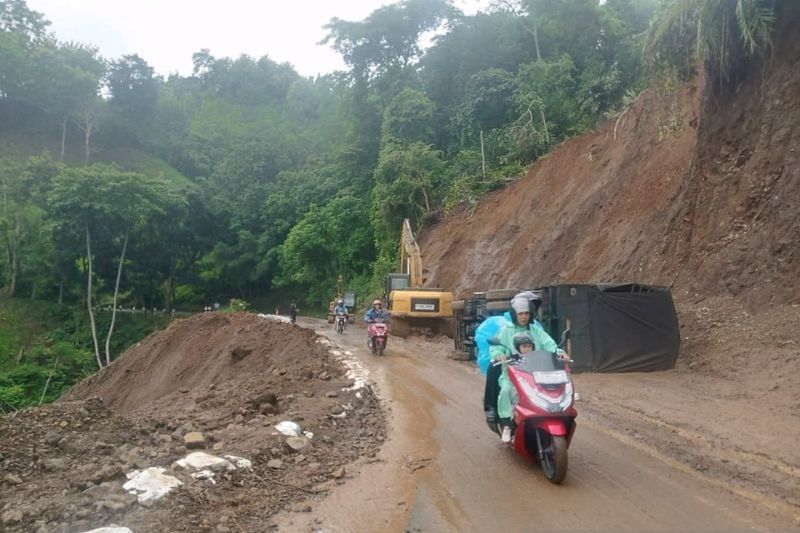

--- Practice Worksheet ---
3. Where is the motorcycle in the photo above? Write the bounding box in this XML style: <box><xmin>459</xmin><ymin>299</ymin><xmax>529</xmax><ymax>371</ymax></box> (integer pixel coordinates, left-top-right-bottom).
<box><xmin>367</xmin><ymin>318</ymin><xmax>388</xmax><ymax>356</ymax></box>
<box><xmin>487</xmin><ymin>331</ymin><xmax>577</xmax><ymax>484</ymax></box>
<box><xmin>334</xmin><ymin>313</ymin><xmax>347</xmax><ymax>334</ymax></box>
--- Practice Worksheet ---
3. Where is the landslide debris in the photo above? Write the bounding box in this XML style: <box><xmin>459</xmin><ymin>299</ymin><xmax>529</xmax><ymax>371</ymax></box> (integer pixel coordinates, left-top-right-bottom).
<box><xmin>0</xmin><ymin>312</ymin><xmax>385</xmax><ymax>533</ymax></box>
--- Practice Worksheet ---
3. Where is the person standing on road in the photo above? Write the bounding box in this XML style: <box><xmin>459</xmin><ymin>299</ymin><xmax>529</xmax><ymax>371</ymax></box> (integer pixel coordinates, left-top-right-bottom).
<box><xmin>489</xmin><ymin>293</ymin><xmax>566</xmax><ymax>442</ymax></box>
<box><xmin>289</xmin><ymin>302</ymin><xmax>298</xmax><ymax>324</ymax></box>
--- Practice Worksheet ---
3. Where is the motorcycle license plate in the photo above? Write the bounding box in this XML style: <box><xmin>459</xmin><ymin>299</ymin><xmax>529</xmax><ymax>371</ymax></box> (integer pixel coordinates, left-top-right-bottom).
<box><xmin>533</xmin><ymin>370</ymin><xmax>569</xmax><ymax>384</ymax></box>
<box><xmin>414</xmin><ymin>303</ymin><xmax>435</xmax><ymax>311</ymax></box>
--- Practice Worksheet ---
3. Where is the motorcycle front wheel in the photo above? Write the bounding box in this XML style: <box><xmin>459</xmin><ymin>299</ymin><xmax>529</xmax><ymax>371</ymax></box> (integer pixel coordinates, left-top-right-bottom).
<box><xmin>539</xmin><ymin>432</ymin><xmax>568</xmax><ymax>484</ymax></box>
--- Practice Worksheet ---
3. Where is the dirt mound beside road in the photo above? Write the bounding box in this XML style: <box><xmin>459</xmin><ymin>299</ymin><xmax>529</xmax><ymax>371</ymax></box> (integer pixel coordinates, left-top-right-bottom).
<box><xmin>1</xmin><ymin>313</ymin><xmax>385</xmax><ymax>532</ymax></box>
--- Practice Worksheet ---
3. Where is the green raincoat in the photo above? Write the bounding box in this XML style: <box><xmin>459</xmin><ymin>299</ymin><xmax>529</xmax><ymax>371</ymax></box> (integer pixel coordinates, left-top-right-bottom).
<box><xmin>489</xmin><ymin>321</ymin><xmax>559</xmax><ymax>420</ymax></box>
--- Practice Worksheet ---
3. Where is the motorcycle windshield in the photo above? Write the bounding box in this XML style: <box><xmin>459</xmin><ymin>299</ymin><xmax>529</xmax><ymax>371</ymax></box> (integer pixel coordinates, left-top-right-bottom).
<box><xmin>514</xmin><ymin>350</ymin><xmax>566</xmax><ymax>375</ymax></box>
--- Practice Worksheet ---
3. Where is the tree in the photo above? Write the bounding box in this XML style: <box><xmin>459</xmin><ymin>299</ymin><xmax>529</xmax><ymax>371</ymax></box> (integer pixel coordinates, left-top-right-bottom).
<box><xmin>48</xmin><ymin>164</ymin><xmax>176</xmax><ymax>366</ymax></box>
<box><xmin>645</xmin><ymin>0</ymin><xmax>776</xmax><ymax>88</ymax></box>
<box><xmin>322</xmin><ymin>0</ymin><xmax>457</xmax><ymax>80</ymax></box>
<box><xmin>279</xmin><ymin>195</ymin><xmax>375</xmax><ymax>304</ymax></box>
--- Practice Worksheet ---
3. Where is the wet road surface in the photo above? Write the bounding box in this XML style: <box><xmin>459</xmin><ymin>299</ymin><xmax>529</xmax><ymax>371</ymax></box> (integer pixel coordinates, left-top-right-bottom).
<box><xmin>275</xmin><ymin>319</ymin><xmax>797</xmax><ymax>532</ymax></box>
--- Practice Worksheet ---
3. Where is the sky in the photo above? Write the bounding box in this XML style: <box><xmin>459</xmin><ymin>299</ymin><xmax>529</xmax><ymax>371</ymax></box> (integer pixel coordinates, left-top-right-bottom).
<box><xmin>26</xmin><ymin>0</ymin><xmax>493</xmax><ymax>78</ymax></box>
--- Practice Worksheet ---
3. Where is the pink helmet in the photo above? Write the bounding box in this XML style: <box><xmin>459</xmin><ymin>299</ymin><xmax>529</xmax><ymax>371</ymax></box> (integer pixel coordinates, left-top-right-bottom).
<box><xmin>373</xmin><ymin>299</ymin><xmax>382</xmax><ymax>307</ymax></box>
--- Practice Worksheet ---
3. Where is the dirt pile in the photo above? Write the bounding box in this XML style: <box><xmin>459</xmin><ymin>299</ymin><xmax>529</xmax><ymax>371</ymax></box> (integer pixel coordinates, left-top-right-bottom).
<box><xmin>0</xmin><ymin>313</ymin><xmax>385</xmax><ymax>532</ymax></box>
<box><xmin>418</xmin><ymin>8</ymin><xmax>800</xmax><ymax>378</ymax></box>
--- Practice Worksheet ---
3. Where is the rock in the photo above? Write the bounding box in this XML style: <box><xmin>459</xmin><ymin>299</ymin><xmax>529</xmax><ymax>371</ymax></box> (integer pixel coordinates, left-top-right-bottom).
<box><xmin>230</xmin><ymin>346</ymin><xmax>253</xmax><ymax>360</ymax></box>
<box><xmin>213</xmin><ymin>442</ymin><xmax>225</xmax><ymax>451</ymax></box>
<box><xmin>1</xmin><ymin>509</ymin><xmax>23</xmax><ymax>525</ymax></box>
<box><xmin>259</xmin><ymin>403</ymin><xmax>277</xmax><ymax>415</ymax></box>
<box><xmin>92</xmin><ymin>464</ymin><xmax>122</xmax><ymax>484</ymax></box>
<box><xmin>285</xmin><ymin>436</ymin><xmax>312</xmax><ymax>453</ymax></box>
<box><xmin>319</xmin><ymin>371</ymin><xmax>330</xmax><ymax>380</ymax></box>
<box><xmin>293</xmin><ymin>454</ymin><xmax>306</xmax><ymax>464</ymax></box>
<box><xmin>179</xmin><ymin>387</ymin><xmax>190</xmax><ymax>393</ymax></box>
<box><xmin>3</xmin><ymin>473</ymin><xmax>23</xmax><ymax>485</ymax></box>
<box><xmin>184</xmin><ymin>432</ymin><xmax>206</xmax><ymax>449</ymax></box>
<box><xmin>42</xmin><ymin>457</ymin><xmax>68</xmax><ymax>471</ymax></box>
<box><xmin>44</xmin><ymin>431</ymin><xmax>61</xmax><ymax>445</ymax></box>
<box><xmin>267</xmin><ymin>459</ymin><xmax>284</xmax><ymax>469</ymax></box>
<box><xmin>157</xmin><ymin>433</ymin><xmax>173</xmax><ymax>445</ymax></box>
<box><xmin>195</xmin><ymin>392</ymin><xmax>215</xmax><ymax>404</ymax></box>
<box><xmin>333</xmin><ymin>467</ymin><xmax>346</xmax><ymax>479</ymax></box>
<box><xmin>93</xmin><ymin>441</ymin><xmax>114</xmax><ymax>454</ymax></box>
<box><xmin>325</xmin><ymin>391</ymin><xmax>339</xmax><ymax>398</ymax></box>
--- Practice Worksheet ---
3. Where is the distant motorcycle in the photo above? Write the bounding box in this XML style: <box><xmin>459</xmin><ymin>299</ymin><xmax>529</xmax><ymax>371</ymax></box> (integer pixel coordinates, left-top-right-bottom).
<box><xmin>487</xmin><ymin>330</ymin><xmax>577</xmax><ymax>484</ymax></box>
<box><xmin>367</xmin><ymin>318</ymin><xmax>388</xmax><ymax>356</ymax></box>
<box><xmin>335</xmin><ymin>314</ymin><xmax>347</xmax><ymax>334</ymax></box>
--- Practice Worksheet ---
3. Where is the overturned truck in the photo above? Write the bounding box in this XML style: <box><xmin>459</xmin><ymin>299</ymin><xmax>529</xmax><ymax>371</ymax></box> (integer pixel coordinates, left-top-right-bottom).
<box><xmin>453</xmin><ymin>284</ymin><xmax>680</xmax><ymax>373</ymax></box>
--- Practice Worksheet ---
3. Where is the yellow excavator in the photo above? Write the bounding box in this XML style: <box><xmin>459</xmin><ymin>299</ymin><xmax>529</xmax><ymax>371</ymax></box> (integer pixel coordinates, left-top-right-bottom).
<box><xmin>385</xmin><ymin>218</ymin><xmax>453</xmax><ymax>337</ymax></box>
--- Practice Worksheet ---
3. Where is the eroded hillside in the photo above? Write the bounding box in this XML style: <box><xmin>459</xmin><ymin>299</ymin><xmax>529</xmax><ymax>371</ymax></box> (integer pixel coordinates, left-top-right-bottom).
<box><xmin>419</xmin><ymin>9</ymin><xmax>799</xmax><ymax>377</ymax></box>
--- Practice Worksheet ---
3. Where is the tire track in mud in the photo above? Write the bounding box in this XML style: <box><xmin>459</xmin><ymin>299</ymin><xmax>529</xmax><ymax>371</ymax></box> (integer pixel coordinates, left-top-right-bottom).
<box><xmin>578</xmin><ymin>399</ymin><xmax>800</xmax><ymax>524</ymax></box>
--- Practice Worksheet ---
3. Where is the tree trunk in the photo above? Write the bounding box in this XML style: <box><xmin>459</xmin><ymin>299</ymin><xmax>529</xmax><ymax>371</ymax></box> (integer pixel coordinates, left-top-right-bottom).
<box><xmin>85</xmin><ymin>223</ymin><xmax>102</xmax><ymax>368</ymax></box>
<box><xmin>60</xmin><ymin>117</ymin><xmax>67</xmax><ymax>162</ymax></box>
<box><xmin>84</xmin><ymin>120</ymin><xmax>93</xmax><ymax>165</ymax></box>
<box><xmin>533</xmin><ymin>21</ymin><xmax>541</xmax><ymax>62</ymax></box>
<box><xmin>9</xmin><ymin>212</ymin><xmax>20</xmax><ymax>297</ymax></box>
<box><xmin>104</xmin><ymin>229</ymin><xmax>129</xmax><ymax>365</ymax></box>
<box><xmin>39</xmin><ymin>354</ymin><xmax>59</xmax><ymax>405</ymax></box>
<box><xmin>58</xmin><ymin>279</ymin><xmax>63</xmax><ymax>304</ymax></box>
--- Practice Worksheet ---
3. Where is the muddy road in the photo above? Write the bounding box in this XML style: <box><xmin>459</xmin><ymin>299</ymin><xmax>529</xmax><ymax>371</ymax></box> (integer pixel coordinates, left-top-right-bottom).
<box><xmin>275</xmin><ymin>319</ymin><xmax>799</xmax><ymax>532</ymax></box>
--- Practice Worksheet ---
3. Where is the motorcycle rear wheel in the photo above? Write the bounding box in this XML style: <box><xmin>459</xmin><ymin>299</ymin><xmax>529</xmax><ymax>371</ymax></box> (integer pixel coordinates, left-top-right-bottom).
<box><xmin>539</xmin><ymin>432</ymin><xmax>568</xmax><ymax>484</ymax></box>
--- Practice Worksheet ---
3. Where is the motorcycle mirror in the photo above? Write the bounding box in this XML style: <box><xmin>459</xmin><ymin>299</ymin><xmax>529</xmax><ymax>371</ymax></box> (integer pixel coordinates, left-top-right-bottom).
<box><xmin>559</xmin><ymin>329</ymin><xmax>571</xmax><ymax>346</ymax></box>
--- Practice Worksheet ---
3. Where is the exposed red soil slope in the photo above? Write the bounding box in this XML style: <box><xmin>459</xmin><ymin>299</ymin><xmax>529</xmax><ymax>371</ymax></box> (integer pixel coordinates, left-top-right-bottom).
<box><xmin>418</xmin><ymin>9</ymin><xmax>800</xmax><ymax>382</ymax></box>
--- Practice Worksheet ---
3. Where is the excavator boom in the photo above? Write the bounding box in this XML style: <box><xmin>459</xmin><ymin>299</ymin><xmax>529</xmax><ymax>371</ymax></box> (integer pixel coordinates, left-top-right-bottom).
<box><xmin>386</xmin><ymin>218</ymin><xmax>453</xmax><ymax>337</ymax></box>
<box><xmin>400</xmin><ymin>218</ymin><xmax>424</xmax><ymax>288</ymax></box>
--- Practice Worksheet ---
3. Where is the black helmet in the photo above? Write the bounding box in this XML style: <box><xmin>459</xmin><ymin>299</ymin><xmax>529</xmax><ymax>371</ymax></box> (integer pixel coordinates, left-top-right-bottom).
<box><xmin>512</xmin><ymin>331</ymin><xmax>535</xmax><ymax>351</ymax></box>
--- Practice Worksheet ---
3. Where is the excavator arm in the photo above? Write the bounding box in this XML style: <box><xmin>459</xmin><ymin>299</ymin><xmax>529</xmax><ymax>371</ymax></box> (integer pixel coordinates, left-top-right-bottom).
<box><xmin>400</xmin><ymin>218</ymin><xmax>424</xmax><ymax>287</ymax></box>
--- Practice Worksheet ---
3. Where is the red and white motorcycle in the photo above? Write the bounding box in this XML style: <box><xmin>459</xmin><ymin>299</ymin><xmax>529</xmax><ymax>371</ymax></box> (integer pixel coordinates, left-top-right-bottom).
<box><xmin>488</xmin><ymin>331</ymin><xmax>577</xmax><ymax>484</ymax></box>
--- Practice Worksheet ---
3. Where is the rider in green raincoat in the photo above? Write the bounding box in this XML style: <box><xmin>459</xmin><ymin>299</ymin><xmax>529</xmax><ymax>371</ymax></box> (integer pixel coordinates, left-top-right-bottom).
<box><xmin>489</xmin><ymin>293</ymin><xmax>565</xmax><ymax>442</ymax></box>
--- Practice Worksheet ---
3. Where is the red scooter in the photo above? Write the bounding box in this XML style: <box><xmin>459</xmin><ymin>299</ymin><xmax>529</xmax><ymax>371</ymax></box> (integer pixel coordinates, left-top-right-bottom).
<box><xmin>488</xmin><ymin>331</ymin><xmax>577</xmax><ymax>484</ymax></box>
<box><xmin>367</xmin><ymin>318</ymin><xmax>388</xmax><ymax>356</ymax></box>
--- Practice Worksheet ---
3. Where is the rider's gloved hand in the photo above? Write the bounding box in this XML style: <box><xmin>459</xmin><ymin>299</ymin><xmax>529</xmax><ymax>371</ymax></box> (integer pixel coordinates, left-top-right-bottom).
<box><xmin>556</xmin><ymin>349</ymin><xmax>570</xmax><ymax>361</ymax></box>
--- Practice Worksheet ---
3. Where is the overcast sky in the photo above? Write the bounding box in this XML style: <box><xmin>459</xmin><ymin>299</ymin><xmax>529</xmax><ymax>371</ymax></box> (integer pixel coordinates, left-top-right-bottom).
<box><xmin>26</xmin><ymin>0</ymin><xmax>492</xmax><ymax>78</ymax></box>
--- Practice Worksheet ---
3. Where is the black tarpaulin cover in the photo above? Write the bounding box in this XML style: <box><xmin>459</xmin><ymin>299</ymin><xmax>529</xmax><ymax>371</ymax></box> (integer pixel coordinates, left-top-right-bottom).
<box><xmin>548</xmin><ymin>284</ymin><xmax>680</xmax><ymax>373</ymax></box>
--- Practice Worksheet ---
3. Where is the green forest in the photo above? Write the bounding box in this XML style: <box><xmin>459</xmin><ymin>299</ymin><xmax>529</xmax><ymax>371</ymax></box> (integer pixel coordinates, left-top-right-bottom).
<box><xmin>0</xmin><ymin>0</ymin><xmax>778</xmax><ymax>408</ymax></box>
